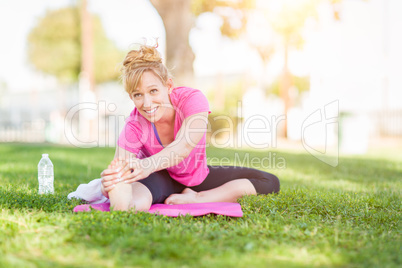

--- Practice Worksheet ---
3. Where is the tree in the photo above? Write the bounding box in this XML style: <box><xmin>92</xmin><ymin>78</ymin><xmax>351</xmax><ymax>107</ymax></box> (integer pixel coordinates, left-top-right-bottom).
<box><xmin>267</xmin><ymin>0</ymin><xmax>318</xmax><ymax>137</ymax></box>
<box><xmin>261</xmin><ymin>0</ymin><xmax>356</xmax><ymax>137</ymax></box>
<box><xmin>193</xmin><ymin>0</ymin><xmax>353</xmax><ymax>138</ymax></box>
<box><xmin>149</xmin><ymin>0</ymin><xmax>355</xmax><ymax>138</ymax></box>
<box><xmin>149</xmin><ymin>0</ymin><xmax>195</xmax><ymax>86</ymax></box>
<box><xmin>27</xmin><ymin>6</ymin><xmax>124</xmax><ymax>85</ymax></box>
<box><xmin>191</xmin><ymin>0</ymin><xmax>255</xmax><ymax>38</ymax></box>
<box><xmin>149</xmin><ymin>0</ymin><xmax>255</xmax><ymax>86</ymax></box>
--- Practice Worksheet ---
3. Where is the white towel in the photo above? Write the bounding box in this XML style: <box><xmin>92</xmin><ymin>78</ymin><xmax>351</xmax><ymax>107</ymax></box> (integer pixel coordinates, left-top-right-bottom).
<box><xmin>67</xmin><ymin>178</ymin><xmax>109</xmax><ymax>204</ymax></box>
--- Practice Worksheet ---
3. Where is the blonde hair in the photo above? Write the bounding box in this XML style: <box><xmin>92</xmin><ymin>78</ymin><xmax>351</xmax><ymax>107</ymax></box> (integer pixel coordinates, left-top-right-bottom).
<box><xmin>121</xmin><ymin>43</ymin><xmax>171</xmax><ymax>95</ymax></box>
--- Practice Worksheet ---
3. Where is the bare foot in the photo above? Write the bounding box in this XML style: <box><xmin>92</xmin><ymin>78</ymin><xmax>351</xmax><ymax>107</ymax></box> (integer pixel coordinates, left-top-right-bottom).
<box><xmin>164</xmin><ymin>188</ymin><xmax>199</xmax><ymax>205</ymax></box>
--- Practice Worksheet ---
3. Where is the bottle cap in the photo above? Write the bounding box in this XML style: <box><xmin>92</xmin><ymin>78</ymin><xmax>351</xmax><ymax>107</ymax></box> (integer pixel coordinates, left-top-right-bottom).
<box><xmin>42</xmin><ymin>154</ymin><xmax>49</xmax><ymax>157</ymax></box>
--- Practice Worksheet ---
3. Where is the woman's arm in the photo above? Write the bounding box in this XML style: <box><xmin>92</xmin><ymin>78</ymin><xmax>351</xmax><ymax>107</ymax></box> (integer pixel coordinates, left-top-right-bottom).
<box><xmin>149</xmin><ymin>111</ymin><xmax>208</xmax><ymax>169</ymax></box>
<box><xmin>121</xmin><ymin>111</ymin><xmax>209</xmax><ymax>183</ymax></box>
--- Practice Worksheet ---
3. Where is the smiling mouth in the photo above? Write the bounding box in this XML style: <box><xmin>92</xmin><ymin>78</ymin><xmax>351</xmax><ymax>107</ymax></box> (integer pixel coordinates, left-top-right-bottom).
<box><xmin>144</xmin><ymin>107</ymin><xmax>158</xmax><ymax>114</ymax></box>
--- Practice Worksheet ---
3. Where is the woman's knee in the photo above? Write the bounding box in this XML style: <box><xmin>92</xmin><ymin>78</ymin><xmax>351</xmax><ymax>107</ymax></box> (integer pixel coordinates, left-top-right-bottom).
<box><xmin>129</xmin><ymin>198</ymin><xmax>152</xmax><ymax>212</ymax></box>
<box><xmin>249</xmin><ymin>172</ymin><xmax>280</xmax><ymax>194</ymax></box>
<box><xmin>112</xmin><ymin>197</ymin><xmax>151</xmax><ymax>212</ymax></box>
<box><xmin>109</xmin><ymin>182</ymin><xmax>152</xmax><ymax>212</ymax></box>
<box><xmin>269</xmin><ymin>174</ymin><xmax>280</xmax><ymax>193</ymax></box>
<box><xmin>127</xmin><ymin>182</ymin><xmax>153</xmax><ymax>212</ymax></box>
<box><xmin>109</xmin><ymin>182</ymin><xmax>131</xmax><ymax>211</ymax></box>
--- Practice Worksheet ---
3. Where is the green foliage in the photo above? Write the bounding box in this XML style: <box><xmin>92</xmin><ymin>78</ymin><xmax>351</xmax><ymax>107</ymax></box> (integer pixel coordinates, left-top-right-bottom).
<box><xmin>191</xmin><ymin>0</ymin><xmax>255</xmax><ymax>17</ymax></box>
<box><xmin>91</xmin><ymin>16</ymin><xmax>125</xmax><ymax>84</ymax></box>
<box><xmin>206</xmin><ymin>79</ymin><xmax>244</xmax><ymax>139</ymax></box>
<box><xmin>27</xmin><ymin>6</ymin><xmax>124</xmax><ymax>84</ymax></box>
<box><xmin>268</xmin><ymin>0</ymin><xmax>318</xmax><ymax>48</ymax></box>
<box><xmin>28</xmin><ymin>7</ymin><xmax>80</xmax><ymax>83</ymax></box>
<box><xmin>206</xmin><ymin>78</ymin><xmax>244</xmax><ymax>115</ymax></box>
<box><xmin>0</xmin><ymin>143</ymin><xmax>401</xmax><ymax>267</ymax></box>
<box><xmin>191</xmin><ymin>0</ymin><xmax>256</xmax><ymax>38</ymax></box>
<box><xmin>267</xmin><ymin>75</ymin><xmax>310</xmax><ymax>96</ymax></box>
<box><xmin>292</xmin><ymin>75</ymin><xmax>310</xmax><ymax>93</ymax></box>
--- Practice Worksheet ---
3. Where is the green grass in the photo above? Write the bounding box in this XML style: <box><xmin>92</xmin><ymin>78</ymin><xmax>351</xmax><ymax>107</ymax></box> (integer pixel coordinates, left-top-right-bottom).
<box><xmin>0</xmin><ymin>143</ymin><xmax>400</xmax><ymax>267</ymax></box>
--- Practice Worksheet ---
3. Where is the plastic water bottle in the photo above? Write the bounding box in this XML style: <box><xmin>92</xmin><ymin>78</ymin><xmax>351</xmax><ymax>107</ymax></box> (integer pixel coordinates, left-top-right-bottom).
<box><xmin>38</xmin><ymin>154</ymin><xmax>54</xmax><ymax>194</ymax></box>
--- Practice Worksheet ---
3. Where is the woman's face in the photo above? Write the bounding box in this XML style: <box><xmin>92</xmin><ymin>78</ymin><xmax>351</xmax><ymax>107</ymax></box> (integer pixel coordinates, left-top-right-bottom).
<box><xmin>130</xmin><ymin>71</ymin><xmax>174</xmax><ymax>123</ymax></box>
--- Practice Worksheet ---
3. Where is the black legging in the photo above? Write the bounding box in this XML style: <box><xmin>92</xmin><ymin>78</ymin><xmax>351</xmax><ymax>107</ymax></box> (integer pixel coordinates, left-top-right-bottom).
<box><xmin>138</xmin><ymin>165</ymin><xmax>280</xmax><ymax>204</ymax></box>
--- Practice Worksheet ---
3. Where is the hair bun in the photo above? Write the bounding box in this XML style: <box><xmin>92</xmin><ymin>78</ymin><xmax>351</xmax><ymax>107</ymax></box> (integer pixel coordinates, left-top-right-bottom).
<box><xmin>120</xmin><ymin>42</ymin><xmax>171</xmax><ymax>95</ymax></box>
<box><xmin>123</xmin><ymin>44</ymin><xmax>162</xmax><ymax>70</ymax></box>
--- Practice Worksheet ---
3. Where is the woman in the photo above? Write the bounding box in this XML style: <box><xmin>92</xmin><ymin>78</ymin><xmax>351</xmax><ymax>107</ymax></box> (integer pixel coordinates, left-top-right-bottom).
<box><xmin>100</xmin><ymin>44</ymin><xmax>279</xmax><ymax>211</ymax></box>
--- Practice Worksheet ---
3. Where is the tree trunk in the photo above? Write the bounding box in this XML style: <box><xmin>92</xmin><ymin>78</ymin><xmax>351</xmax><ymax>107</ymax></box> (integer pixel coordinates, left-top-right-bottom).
<box><xmin>280</xmin><ymin>42</ymin><xmax>291</xmax><ymax>138</ymax></box>
<box><xmin>149</xmin><ymin>0</ymin><xmax>195</xmax><ymax>86</ymax></box>
<box><xmin>80</xmin><ymin>0</ymin><xmax>95</xmax><ymax>92</ymax></box>
<box><xmin>79</xmin><ymin>0</ymin><xmax>96</xmax><ymax>142</ymax></box>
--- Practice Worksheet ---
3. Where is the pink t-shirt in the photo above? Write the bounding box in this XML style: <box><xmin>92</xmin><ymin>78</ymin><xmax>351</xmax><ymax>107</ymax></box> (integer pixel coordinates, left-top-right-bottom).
<box><xmin>117</xmin><ymin>87</ymin><xmax>211</xmax><ymax>186</ymax></box>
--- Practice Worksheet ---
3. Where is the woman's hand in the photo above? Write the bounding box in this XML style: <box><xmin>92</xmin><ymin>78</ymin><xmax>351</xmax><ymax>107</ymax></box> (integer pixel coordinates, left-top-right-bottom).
<box><xmin>119</xmin><ymin>158</ymin><xmax>154</xmax><ymax>184</ymax></box>
<box><xmin>100</xmin><ymin>159</ymin><xmax>128</xmax><ymax>197</ymax></box>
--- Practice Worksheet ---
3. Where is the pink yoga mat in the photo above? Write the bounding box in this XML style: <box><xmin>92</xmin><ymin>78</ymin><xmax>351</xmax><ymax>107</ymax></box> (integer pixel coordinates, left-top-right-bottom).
<box><xmin>73</xmin><ymin>202</ymin><xmax>243</xmax><ymax>217</ymax></box>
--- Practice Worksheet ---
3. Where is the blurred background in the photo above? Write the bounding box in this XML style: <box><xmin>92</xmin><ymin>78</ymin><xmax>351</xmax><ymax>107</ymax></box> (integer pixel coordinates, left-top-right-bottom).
<box><xmin>0</xmin><ymin>0</ymin><xmax>401</xmax><ymax>156</ymax></box>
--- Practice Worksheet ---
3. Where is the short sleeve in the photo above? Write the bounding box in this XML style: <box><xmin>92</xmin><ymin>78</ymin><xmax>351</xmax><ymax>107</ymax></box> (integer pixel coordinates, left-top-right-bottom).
<box><xmin>179</xmin><ymin>89</ymin><xmax>211</xmax><ymax>119</ymax></box>
<box><xmin>117</xmin><ymin>119</ymin><xmax>145</xmax><ymax>155</ymax></box>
